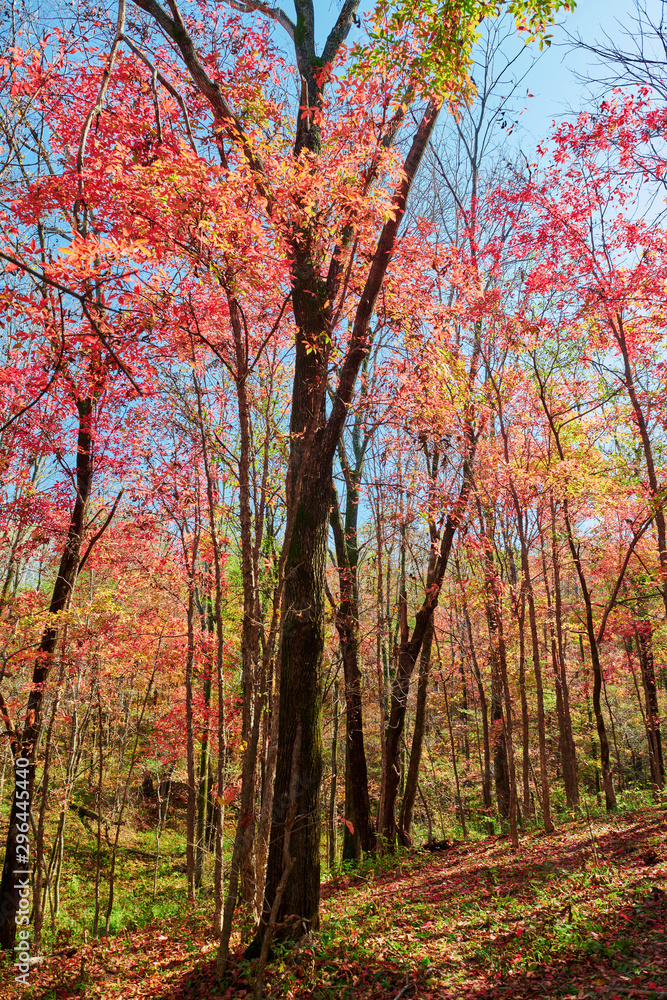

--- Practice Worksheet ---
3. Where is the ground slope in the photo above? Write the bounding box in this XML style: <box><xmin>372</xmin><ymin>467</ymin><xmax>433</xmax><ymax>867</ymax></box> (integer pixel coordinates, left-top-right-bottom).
<box><xmin>2</xmin><ymin>806</ymin><xmax>666</xmax><ymax>999</ymax></box>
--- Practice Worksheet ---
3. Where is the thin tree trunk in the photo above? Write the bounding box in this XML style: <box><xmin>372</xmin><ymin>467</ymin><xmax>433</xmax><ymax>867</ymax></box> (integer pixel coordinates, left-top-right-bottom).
<box><xmin>517</xmin><ymin>595</ymin><xmax>531</xmax><ymax>819</ymax></box>
<box><xmin>328</xmin><ymin>680</ymin><xmax>339</xmax><ymax>871</ymax></box>
<box><xmin>494</xmin><ymin>393</ymin><xmax>553</xmax><ymax>833</ymax></box>
<box><xmin>456</xmin><ymin>559</ymin><xmax>493</xmax><ymax>834</ymax></box>
<box><xmin>329</xmin><ymin>483</ymin><xmax>375</xmax><ymax>858</ymax></box>
<box><xmin>536</xmin><ymin>374</ymin><xmax>616</xmax><ymax>811</ymax></box>
<box><xmin>635</xmin><ymin>621</ymin><xmax>664</xmax><ymax>786</ymax></box>
<box><xmin>185</xmin><ymin>578</ymin><xmax>198</xmax><ymax>901</ymax></box>
<box><xmin>378</xmin><ymin>438</ymin><xmax>477</xmax><ymax>846</ymax></box>
<box><xmin>0</xmin><ymin>395</ymin><xmax>94</xmax><ymax>950</ymax></box>
<box><xmin>195</xmin><ymin>667</ymin><xmax>211</xmax><ymax>889</ymax></box>
<box><xmin>104</xmin><ymin>659</ymin><xmax>159</xmax><ymax>935</ymax></box>
<box><xmin>398</xmin><ymin>616</ymin><xmax>434</xmax><ymax>842</ymax></box>
<box><xmin>479</xmin><ymin>505</ymin><xmax>518</xmax><ymax>846</ymax></box>
<box><xmin>442</xmin><ymin>663</ymin><xmax>467</xmax><ymax>840</ymax></box>
<box><xmin>541</xmin><ymin>506</ymin><xmax>579</xmax><ymax>808</ymax></box>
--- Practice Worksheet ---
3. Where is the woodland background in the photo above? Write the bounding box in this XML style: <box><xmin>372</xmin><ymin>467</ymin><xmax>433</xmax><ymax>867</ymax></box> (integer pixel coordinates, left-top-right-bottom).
<box><xmin>0</xmin><ymin>0</ymin><xmax>666</xmax><ymax>993</ymax></box>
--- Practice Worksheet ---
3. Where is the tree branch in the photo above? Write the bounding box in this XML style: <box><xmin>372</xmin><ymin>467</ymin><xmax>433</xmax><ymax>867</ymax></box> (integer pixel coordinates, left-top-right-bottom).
<box><xmin>77</xmin><ymin>492</ymin><xmax>124</xmax><ymax>576</ymax></box>
<box><xmin>224</xmin><ymin>0</ymin><xmax>295</xmax><ymax>40</ymax></box>
<box><xmin>322</xmin><ymin>0</ymin><xmax>361</xmax><ymax>65</ymax></box>
<box><xmin>322</xmin><ymin>97</ymin><xmax>442</xmax><ymax>463</ymax></box>
<box><xmin>132</xmin><ymin>0</ymin><xmax>272</xmax><ymax>206</ymax></box>
<box><xmin>119</xmin><ymin>34</ymin><xmax>197</xmax><ymax>151</ymax></box>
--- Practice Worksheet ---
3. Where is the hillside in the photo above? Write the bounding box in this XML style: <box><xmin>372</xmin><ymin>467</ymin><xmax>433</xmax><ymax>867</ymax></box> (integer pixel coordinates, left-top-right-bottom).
<box><xmin>2</xmin><ymin>807</ymin><xmax>666</xmax><ymax>1000</ymax></box>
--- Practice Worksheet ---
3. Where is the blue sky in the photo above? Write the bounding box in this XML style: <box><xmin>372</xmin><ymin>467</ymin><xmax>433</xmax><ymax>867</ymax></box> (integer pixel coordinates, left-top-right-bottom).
<box><xmin>310</xmin><ymin>0</ymin><xmax>645</xmax><ymax>149</ymax></box>
<box><xmin>518</xmin><ymin>0</ymin><xmax>642</xmax><ymax>142</ymax></box>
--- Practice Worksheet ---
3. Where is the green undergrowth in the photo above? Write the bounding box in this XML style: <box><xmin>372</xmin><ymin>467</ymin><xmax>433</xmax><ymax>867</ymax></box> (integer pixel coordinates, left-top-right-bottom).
<box><xmin>2</xmin><ymin>804</ymin><xmax>665</xmax><ymax>999</ymax></box>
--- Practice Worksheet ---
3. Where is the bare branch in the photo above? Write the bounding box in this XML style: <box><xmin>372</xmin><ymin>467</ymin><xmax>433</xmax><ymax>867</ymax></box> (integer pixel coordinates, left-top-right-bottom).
<box><xmin>77</xmin><ymin>492</ymin><xmax>124</xmax><ymax>576</ymax></box>
<box><xmin>75</xmin><ymin>0</ymin><xmax>127</xmax><ymax>229</ymax></box>
<box><xmin>119</xmin><ymin>34</ymin><xmax>197</xmax><ymax>152</ymax></box>
<box><xmin>322</xmin><ymin>0</ymin><xmax>362</xmax><ymax>65</ymax></box>
<box><xmin>223</xmin><ymin>0</ymin><xmax>295</xmax><ymax>40</ymax></box>
<box><xmin>132</xmin><ymin>0</ymin><xmax>273</xmax><ymax>207</ymax></box>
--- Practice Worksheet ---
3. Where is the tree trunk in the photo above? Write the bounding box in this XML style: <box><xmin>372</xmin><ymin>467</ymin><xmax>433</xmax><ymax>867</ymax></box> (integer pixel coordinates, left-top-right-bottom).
<box><xmin>635</xmin><ymin>621</ymin><xmax>664</xmax><ymax>786</ymax></box>
<box><xmin>329</xmin><ymin>483</ymin><xmax>375</xmax><ymax>858</ymax></box>
<box><xmin>260</xmin><ymin>464</ymin><xmax>329</xmax><ymax>939</ymax></box>
<box><xmin>398</xmin><ymin>617</ymin><xmax>434</xmax><ymax>842</ymax></box>
<box><xmin>443</xmin><ymin>656</ymin><xmax>467</xmax><ymax>840</ymax></box>
<box><xmin>613</xmin><ymin>314</ymin><xmax>667</xmax><ymax>620</ymax></box>
<box><xmin>536</xmin><ymin>375</ymin><xmax>616</xmax><ymax>811</ymax></box>
<box><xmin>516</xmin><ymin>595</ymin><xmax>531</xmax><ymax>819</ymax></box>
<box><xmin>328</xmin><ymin>680</ymin><xmax>339</xmax><ymax>870</ymax></box>
<box><xmin>0</xmin><ymin>396</ymin><xmax>94</xmax><ymax>951</ymax></box>
<box><xmin>195</xmin><ymin>668</ymin><xmax>211</xmax><ymax>889</ymax></box>
<box><xmin>480</xmin><ymin>510</ymin><xmax>518</xmax><ymax>846</ymax></box>
<box><xmin>185</xmin><ymin>581</ymin><xmax>198</xmax><ymax>901</ymax></box>
<box><xmin>456</xmin><ymin>561</ymin><xmax>493</xmax><ymax>834</ymax></box>
<box><xmin>541</xmin><ymin>506</ymin><xmax>579</xmax><ymax>808</ymax></box>
<box><xmin>514</xmin><ymin>511</ymin><xmax>553</xmax><ymax>834</ymax></box>
<box><xmin>579</xmin><ymin>628</ymin><xmax>616</xmax><ymax>810</ymax></box>
<box><xmin>378</xmin><ymin>412</ymin><xmax>477</xmax><ymax>847</ymax></box>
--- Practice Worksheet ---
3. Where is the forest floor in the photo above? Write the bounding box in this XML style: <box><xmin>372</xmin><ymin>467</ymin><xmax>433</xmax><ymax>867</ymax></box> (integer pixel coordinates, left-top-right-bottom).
<box><xmin>1</xmin><ymin>805</ymin><xmax>666</xmax><ymax>999</ymax></box>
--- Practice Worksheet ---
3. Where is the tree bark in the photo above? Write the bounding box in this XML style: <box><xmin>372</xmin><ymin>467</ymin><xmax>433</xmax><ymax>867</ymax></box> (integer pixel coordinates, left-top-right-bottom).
<box><xmin>329</xmin><ymin>480</ymin><xmax>375</xmax><ymax>858</ymax></box>
<box><xmin>541</xmin><ymin>504</ymin><xmax>579</xmax><ymax>808</ymax></box>
<box><xmin>398</xmin><ymin>616</ymin><xmax>434</xmax><ymax>842</ymax></box>
<box><xmin>456</xmin><ymin>560</ymin><xmax>493</xmax><ymax>834</ymax></box>
<box><xmin>634</xmin><ymin>622</ymin><xmax>664</xmax><ymax>787</ymax></box>
<box><xmin>516</xmin><ymin>594</ymin><xmax>531</xmax><ymax>819</ymax></box>
<box><xmin>0</xmin><ymin>396</ymin><xmax>94</xmax><ymax>950</ymax></box>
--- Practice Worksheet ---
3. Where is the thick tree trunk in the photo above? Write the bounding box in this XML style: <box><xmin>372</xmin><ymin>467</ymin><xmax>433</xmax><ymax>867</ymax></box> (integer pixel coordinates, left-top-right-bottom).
<box><xmin>260</xmin><ymin>467</ymin><xmax>329</xmax><ymax>938</ymax></box>
<box><xmin>255</xmin><ymin>88</ymin><xmax>443</xmax><ymax>950</ymax></box>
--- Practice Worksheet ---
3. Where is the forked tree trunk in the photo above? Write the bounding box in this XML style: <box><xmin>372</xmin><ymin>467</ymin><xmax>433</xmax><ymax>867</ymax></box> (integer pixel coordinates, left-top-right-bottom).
<box><xmin>536</xmin><ymin>374</ymin><xmax>617</xmax><ymax>811</ymax></box>
<box><xmin>378</xmin><ymin>374</ymin><xmax>478</xmax><ymax>848</ymax></box>
<box><xmin>398</xmin><ymin>453</ymin><xmax>440</xmax><ymax>844</ymax></box>
<box><xmin>257</xmin><ymin>97</ymin><xmax>444</xmax><ymax>943</ymax></box>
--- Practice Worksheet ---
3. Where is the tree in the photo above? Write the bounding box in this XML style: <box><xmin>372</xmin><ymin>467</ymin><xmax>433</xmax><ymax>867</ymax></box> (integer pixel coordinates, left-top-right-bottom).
<box><xmin>0</xmin><ymin>0</ymin><xmax>573</xmax><ymax>954</ymax></box>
